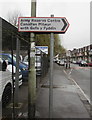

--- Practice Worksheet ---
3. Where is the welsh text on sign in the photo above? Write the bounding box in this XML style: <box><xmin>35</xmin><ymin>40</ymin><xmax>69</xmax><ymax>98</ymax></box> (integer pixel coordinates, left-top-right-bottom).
<box><xmin>18</xmin><ymin>17</ymin><xmax>69</xmax><ymax>33</ymax></box>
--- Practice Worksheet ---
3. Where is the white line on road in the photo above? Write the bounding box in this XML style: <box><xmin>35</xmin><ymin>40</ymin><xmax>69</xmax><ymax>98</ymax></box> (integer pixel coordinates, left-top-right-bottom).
<box><xmin>68</xmin><ymin>69</ymin><xmax>73</xmax><ymax>75</ymax></box>
<box><xmin>63</xmin><ymin>69</ymin><xmax>91</xmax><ymax>105</ymax></box>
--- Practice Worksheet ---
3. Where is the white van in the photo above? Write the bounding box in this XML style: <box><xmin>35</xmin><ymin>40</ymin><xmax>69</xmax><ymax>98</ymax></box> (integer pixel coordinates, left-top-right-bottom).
<box><xmin>0</xmin><ymin>59</ymin><xmax>12</xmax><ymax>107</ymax></box>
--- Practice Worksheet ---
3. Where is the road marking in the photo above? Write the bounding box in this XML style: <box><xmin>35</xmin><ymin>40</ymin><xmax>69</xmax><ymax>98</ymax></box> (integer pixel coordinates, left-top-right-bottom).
<box><xmin>68</xmin><ymin>69</ymin><xmax>73</xmax><ymax>75</ymax></box>
<box><xmin>69</xmin><ymin>77</ymin><xmax>91</xmax><ymax>105</ymax></box>
<box><xmin>63</xmin><ymin>69</ymin><xmax>91</xmax><ymax>105</ymax></box>
<box><xmin>63</xmin><ymin>69</ymin><xmax>68</xmax><ymax>75</ymax></box>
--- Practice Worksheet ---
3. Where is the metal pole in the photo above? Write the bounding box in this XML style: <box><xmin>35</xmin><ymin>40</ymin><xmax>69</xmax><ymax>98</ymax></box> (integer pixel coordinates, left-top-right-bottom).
<box><xmin>49</xmin><ymin>14</ymin><xmax>54</xmax><ymax>118</ymax></box>
<box><xmin>28</xmin><ymin>0</ymin><xmax>36</xmax><ymax>118</ymax></box>
<box><xmin>11</xmin><ymin>35</ymin><xmax>15</xmax><ymax>119</ymax></box>
<box><xmin>0</xmin><ymin>17</ymin><xmax>2</xmax><ymax>119</ymax></box>
<box><xmin>15</xmin><ymin>37</ymin><xmax>20</xmax><ymax>107</ymax></box>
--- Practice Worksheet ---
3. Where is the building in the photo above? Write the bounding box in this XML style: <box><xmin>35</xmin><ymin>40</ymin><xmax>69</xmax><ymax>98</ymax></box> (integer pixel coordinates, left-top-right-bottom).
<box><xmin>64</xmin><ymin>44</ymin><xmax>92</xmax><ymax>63</ymax></box>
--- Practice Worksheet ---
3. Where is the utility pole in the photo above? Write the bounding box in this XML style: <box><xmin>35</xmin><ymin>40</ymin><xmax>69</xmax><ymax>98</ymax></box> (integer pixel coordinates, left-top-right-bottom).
<box><xmin>28</xmin><ymin>0</ymin><xmax>36</xmax><ymax>118</ymax></box>
<box><xmin>49</xmin><ymin>14</ymin><xmax>54</xmax><ymax>118</ymax></box>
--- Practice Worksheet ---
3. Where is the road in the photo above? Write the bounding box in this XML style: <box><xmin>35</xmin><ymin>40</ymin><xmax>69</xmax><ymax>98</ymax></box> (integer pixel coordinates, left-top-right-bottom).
<box><xmin>64</xmin><ymin>63</ymin><xmax>90</xmax><ymax>103</ymax></box>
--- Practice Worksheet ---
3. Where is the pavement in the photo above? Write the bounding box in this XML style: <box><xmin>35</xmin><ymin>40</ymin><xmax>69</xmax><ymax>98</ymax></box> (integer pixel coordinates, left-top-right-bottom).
<box><xmin>2</xmin><ymin>82</ymin><xmax>28</xmax><ymax>119</ymax></box>
<box><xmin>36</xmin><ymin>63</ymin><xmax>91</xmax><ymax>118</ymax></box>
<box><xmin>2</xmin><ymin>63</ymin><xmax>91</xmax><ymax>119</ymax></box>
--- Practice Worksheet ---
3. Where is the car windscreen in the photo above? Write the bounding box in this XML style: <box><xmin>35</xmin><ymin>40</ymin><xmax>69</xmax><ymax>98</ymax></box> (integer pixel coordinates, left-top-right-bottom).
<box><xmin>0</xmin><ymin>54</ymin><xmax>16</xmax><ymax>63</ymax></box>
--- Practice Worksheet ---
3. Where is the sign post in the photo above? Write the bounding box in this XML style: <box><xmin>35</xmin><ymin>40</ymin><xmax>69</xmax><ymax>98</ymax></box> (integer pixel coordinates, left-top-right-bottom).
<box><xmin>18</xmin><ymin>10</ymin><xmax>69</xmax><ymax>118</ymax></box>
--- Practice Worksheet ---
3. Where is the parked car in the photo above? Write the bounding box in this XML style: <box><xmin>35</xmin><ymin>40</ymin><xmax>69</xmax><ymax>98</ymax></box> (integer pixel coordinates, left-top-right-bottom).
<box><xmin>7</xmin><ymin>64</ymin><xmax>23</xmax><ymax>87</ymax></box>
<box><xmin>0</xmin><ymin>59</ymin><xmax>12</xmax><ymax>107</ymax></box>
<box><xmin>57</xmin><ymin>59</ymin><xmax>60</xmax><ymax>65</ymax></box>
<box><xmin>87</xmin><ymin>62</ymin><xmax>92</xmax><ymax>67</ymax></box>
<box><xmin>79</xmin><ymin>60</ymin><xmax>88</xmax><ymax>67</ymax></box>
<box><xmin>72</xmin><ymin>60</ymin><xmax>77</xmax><ymax>64</ymax></box>
<box><xmin>76</xmin><ymin>60</ymin><xmax>82</xmax><ymax>65</ymax></box>
<box><xmin>23</xmin><ymin>55</ymin><xmax>42</xmax><ymax>76</ymax></box>
<box><xmin>0</xmin><ymin>53</ymin><xmax>28</xmax><ymax>80</ymax></box>
<box><xmin>35</xmin><ymin>56</ymin><xmax>42</xmax><ymax>75</ymax></box>
<box><xmin>59</xmin><ymin>59</ymin><xmax>65</xmax><ymax>66</ymax></box>
<box><xmin>53</xmin><ymin>58</ymin><xmax>57</xmax><ymax>63</ymax></box>
<box><xmin>13</xmin><ymin>54</ymin><xmax>23</xmax><ymax>62</ymax></box>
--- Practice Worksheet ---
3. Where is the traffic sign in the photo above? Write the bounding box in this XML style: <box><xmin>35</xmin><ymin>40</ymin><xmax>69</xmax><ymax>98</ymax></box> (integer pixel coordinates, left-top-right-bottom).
<box><xmin>18</xmin><ymin>17</ymin><xmax>69</xmax><ymax>33</ymax></box>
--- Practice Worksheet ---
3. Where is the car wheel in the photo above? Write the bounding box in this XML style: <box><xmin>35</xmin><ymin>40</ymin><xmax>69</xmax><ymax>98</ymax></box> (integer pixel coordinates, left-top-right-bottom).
<box><xmin>2</xmin><ymin>86</ymin><xmax>12</xmax><ymax>107</ymax></box>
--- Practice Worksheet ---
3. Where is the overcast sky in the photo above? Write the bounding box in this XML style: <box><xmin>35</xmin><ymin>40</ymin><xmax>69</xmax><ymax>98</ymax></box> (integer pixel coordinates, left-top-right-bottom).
<box><xmin>0</xmin><ymin>0</ymin><xmax>91</xmax><ymax>50</ymax></box>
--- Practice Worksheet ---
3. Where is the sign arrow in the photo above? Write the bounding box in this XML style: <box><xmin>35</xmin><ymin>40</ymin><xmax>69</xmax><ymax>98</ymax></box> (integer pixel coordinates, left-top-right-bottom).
<box><xmin>62</xmin><ymin>18</ymin><xmax>68</xmax><ymax>31</ymax></box>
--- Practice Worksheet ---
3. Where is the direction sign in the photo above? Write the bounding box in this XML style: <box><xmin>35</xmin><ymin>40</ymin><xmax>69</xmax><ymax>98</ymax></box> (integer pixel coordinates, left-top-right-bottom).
<box><xmin>18</xmin><ymin>17</ymin><xmax>69</xmax><ymax>33</ymax></box>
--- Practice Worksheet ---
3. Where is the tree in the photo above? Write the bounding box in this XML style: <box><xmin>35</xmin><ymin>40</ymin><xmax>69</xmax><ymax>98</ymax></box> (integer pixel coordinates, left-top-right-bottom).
<box><xmin>35</xmin><ymin>34</ymin><xmax>66</xmax><ymax>56</ymax></box>
<box><xmin>7</xmin><ymin>10</ymin><xmax>22</xmax><ymax>27</ymax></box>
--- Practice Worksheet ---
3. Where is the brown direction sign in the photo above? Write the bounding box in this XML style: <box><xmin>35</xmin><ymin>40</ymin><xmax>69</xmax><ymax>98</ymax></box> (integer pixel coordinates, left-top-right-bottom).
<box><xmin>18</xmin><ymin>17</ymin><xmax>69</xmax><ymax>33</ymax></box>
